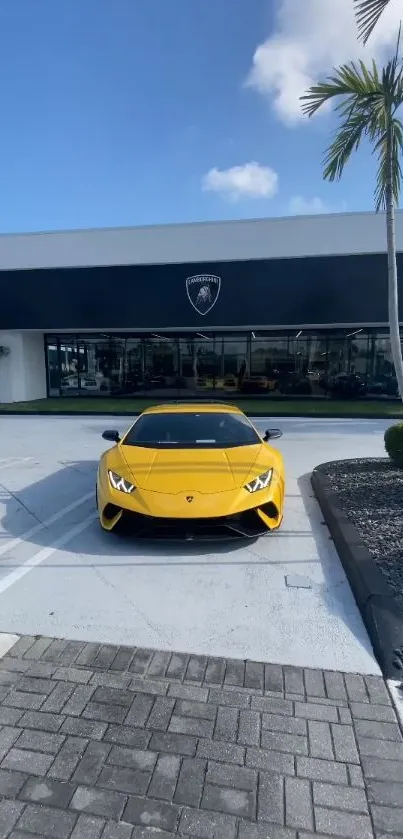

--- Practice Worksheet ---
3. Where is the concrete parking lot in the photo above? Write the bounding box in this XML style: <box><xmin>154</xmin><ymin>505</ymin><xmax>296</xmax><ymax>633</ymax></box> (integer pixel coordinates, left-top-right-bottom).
<box><xmin>0</xmin><ymin>415</ymin><xmax>390</xmax><ymax>675</ymax></box>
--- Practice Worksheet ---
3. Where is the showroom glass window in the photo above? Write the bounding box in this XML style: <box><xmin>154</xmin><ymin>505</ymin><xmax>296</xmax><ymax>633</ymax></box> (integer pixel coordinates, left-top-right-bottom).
<box><xmin>45</xmin><ymin>328</ymin><xmax>403</xmax><ymax>401</ymax></box>
<box><xmin>368</xmin><ymin>330</ymin><xmax>400</xmax><ymax>396</ymax></box>
<box><xmin>45</xmin><ymin>339</ymin><xmax>62</xmax><ymax>396</ymax></box>
<box><xmin>77</xmin><ymin>336</ymin><xmax>125</xmax><ymax>396</ymax></box>
<box><xmin>222</xmin><ymin>334</ymin><xmax>249</xmax><ymax>377</ymax></box>
<box><xmin>123</xmin><ymin>338</ymin><xmax>144</xmax><ymax>394</ymax></box>
<box><xmin>143</xmin><ymin>335</ymin><xmax>179</xmax><ymax>396</ymax></box>
<box><xmin>327</xmin><ymin>332</ymin><xmax>348</xmax><ymax>377</ymax></box>
<box><xmin>347</xmin><ymin>331</ymin><xmax>369</xmax><ymax>377</ymax></box>
<box><xmin>250</xmin><ymin>335</ymin><xmax>289</xmax><ymax>376</ymax></box>
<box><xmin>58</xmin><ymin>337</ymin><xmax>79</xmax><ymax>395</ymax></box>
<box><xmin>178</xmin><ymin>334</ymin><xmax>227</xmax><ymax>395</ymax></box>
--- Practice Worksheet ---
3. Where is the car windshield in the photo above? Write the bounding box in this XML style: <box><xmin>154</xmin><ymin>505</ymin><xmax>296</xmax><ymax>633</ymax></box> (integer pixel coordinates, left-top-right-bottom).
<box><xmin>122</xmin><ymin>411</ymin><xmax>261</xmax><ymax>449</ymax></box>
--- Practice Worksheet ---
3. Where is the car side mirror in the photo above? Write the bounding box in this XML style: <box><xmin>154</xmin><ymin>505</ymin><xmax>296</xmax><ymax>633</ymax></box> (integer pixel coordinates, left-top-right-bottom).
<box><xmin>102</xmin><ymin>429</ymin><xmax>120</xmax><ymax>443</ymax></box>
<box><xmin>263</xmin><ymin>428</ymin><xmax>283</xmax><ymax>441</ymax></box>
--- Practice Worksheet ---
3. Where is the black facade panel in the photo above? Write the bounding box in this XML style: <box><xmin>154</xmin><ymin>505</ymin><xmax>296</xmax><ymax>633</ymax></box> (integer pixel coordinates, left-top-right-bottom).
<box><xmin>0</xmin><ymin>252</ymin><xmax>400</xmax><ymax>330</ymax></box>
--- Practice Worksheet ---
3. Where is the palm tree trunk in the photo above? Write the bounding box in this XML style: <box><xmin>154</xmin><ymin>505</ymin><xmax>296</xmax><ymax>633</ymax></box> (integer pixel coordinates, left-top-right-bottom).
<box><xmin>386</xmin><ymin>135</ymin><xmax>403</xmax><ymax>402</ymax></box>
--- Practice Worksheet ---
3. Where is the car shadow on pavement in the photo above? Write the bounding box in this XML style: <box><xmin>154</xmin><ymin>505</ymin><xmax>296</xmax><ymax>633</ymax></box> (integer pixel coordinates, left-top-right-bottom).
<box><xmin>0</xmin><ymin>460</ymin><xmax>259</xmax><ymax>559</ymax></box>
<box><xmin>0</xmin><ymin>460</ymin><xmax>359</xmax><ymax>573</ymax></box>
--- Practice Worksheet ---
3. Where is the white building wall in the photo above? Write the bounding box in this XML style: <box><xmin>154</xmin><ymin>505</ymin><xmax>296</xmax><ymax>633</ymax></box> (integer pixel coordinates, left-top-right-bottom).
<box><xmin>0</xmin><ymin>210</ymin><xmax>401</xmax><ymax>272</ymax></box>
<box><xmin>0</xmin><ymin>332</ymin><xmax>46</xmax><ymax>403</ymax></box>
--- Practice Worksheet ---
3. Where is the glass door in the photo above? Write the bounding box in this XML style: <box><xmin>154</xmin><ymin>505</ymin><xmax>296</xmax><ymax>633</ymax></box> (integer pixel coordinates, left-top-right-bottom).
<box><xmin>59</xmin><ymin>337</ymin><xmax>79</xmax><ymax>395</ymax></box>
<box><xmin>143</xmin><ymin>335</ymin><xmax>179</xmax><ymax>397</ymax></box>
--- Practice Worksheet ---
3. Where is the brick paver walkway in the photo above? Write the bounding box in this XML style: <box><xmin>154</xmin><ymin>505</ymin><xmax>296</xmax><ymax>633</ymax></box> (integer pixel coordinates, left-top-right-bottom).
<box><xmin>0</xmin><ymin>638</ymin><xmax>402</xmax><ymax>838</ymax></box>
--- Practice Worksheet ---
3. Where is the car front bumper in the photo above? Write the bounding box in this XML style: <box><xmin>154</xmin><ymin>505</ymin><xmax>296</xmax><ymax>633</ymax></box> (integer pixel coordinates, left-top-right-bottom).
<box><xmin>97</xmin><ymin>473</ymin><xmax>284</xmax><ymax>538</ymax></box>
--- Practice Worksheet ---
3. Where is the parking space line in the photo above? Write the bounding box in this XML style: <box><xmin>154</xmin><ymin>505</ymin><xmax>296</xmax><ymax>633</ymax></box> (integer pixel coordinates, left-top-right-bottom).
<box><xmin>0</xmin><ymin>457</ymin><xmax>32</xmax><ymax>470</ymax></box>
<box><xmin>0</xmin><ymin>491</ymin><xmax>94</xmax><ymax>558</ymax></box>
<box><xmin>0</xmin><ymin>511</ymin><xmax>97</xmax><ymax>596</ymax></box>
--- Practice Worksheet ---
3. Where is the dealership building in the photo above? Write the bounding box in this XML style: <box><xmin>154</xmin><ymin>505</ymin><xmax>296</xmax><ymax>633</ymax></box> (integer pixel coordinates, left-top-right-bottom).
<box><xmin>0</xmin><ymin>210</ymin><xmax>402</xmax><ymax>403</ymax></box>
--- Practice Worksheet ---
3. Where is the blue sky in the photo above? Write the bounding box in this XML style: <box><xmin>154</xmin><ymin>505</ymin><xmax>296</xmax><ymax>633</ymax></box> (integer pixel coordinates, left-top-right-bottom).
<box><xmin>0</xmin><ymin>0</ymin><xmax>400</xmax><ymax>233</ymax></box>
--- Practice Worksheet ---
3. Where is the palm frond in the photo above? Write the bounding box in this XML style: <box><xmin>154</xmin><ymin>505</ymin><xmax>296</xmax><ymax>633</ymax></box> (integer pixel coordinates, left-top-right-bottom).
<box><xmin>301</xmin><ymin>48</ymin><xmax>403</xmax><ymax>209</ymax></box>
<box><xmin>373</xmin><ymin>119</ymin><xmax>403</xmax><ymax>209</ymax></box>
<box><xmin>300</xmin><ymin>60</ymin><xmax>382</xmax><ymax>118</ymax></box>
<box><xmin>354</xmin><ymin>0</ymin><xmax>392</xmax><ymax>44</ymax></box>
<box><xmin>322</xmin><ymin>115</ymin><xmax>368</xmax><ymax>181</ymax></box>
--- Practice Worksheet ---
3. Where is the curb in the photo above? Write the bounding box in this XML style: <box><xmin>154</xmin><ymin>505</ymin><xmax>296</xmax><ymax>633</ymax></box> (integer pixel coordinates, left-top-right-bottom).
<box><xmin>311</xmin><ymin>464</ymin><xmax>403</xmax><ymax>680</ymax></box>
<box><xmin>0</xmin><ymin>633</ymin><xmax>19</xmax><ymax>658</ymax></box>
<box><xmin>387</xmin><ymin>680</ymin><xmax>403</xmax><ymax>731</ymax></box>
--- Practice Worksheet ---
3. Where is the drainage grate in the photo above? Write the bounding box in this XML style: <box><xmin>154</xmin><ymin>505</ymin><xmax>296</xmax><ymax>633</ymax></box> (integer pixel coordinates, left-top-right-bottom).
<box><xmin>285</xmin><ymin>574</ymin><xmax>312</xmax><ymax>589</ymax></box>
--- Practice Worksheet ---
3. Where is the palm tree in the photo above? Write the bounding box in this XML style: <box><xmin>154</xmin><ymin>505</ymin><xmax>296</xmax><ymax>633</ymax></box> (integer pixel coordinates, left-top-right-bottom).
<box><xmin>300</xmin><ymin>53</ymin><xmax>403</xmax><ymax>400</ymax></box>
<box><xmin>354</xmin><ymin>0</ymin><xmax>392</xmax><ymax>44</ymax></box>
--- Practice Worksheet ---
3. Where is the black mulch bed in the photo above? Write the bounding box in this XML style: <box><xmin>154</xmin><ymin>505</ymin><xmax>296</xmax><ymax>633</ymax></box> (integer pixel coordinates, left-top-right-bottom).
<box><xmin>321</xmin><ymin>458</ymin><xmax>403</xmax><ymax>615</ymax></box>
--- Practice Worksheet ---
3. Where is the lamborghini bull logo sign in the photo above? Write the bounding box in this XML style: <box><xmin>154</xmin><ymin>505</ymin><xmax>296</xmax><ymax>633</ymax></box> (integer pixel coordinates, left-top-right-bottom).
<box><xmin>185</xmin><ymin>274</ymin><xmax>221</xmax><ymax>316</ymax></box>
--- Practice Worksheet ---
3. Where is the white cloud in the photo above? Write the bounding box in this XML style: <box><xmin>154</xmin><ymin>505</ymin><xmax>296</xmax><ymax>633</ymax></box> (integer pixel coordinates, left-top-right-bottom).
<box><xmin>288</xmin><ymin>195</ymin><xmax>348</xmax><ymax>215</ymax></box>
<box><xmin>289</xmin><ymin>196</ymin><xmax>329</xmax><ymax>215</ymax></box>
<box><xmin>246</xmin><ymin>0</ymin><xmax>402</xmax><ymax>124</ymax></box>
<box><xmin>202</xmin><ymin>161</ymin><xmax>279</xmax><ymax>201</ymax></box>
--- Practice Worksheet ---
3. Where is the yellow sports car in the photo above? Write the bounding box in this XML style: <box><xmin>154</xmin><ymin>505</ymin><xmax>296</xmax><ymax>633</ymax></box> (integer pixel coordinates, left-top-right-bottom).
<box><xmin>96</xmin><ymin>402</ymin><xmax>285</xmax><ymax>539</ymax></box>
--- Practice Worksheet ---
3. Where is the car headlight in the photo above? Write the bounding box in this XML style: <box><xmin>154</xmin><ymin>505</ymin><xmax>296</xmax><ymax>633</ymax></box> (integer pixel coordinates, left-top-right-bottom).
<box><xmin>245</xmin><ymin>469</ymin><xmax>273</xmax><ymax>493</ymax></box>
<box><xmin>108</xmin><ymin>470</ymin><xmax>135</xmax><ymax>494</ymax></box>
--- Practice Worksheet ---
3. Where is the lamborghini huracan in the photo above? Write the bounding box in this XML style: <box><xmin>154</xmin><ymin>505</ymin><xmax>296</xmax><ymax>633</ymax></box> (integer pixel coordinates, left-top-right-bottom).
<box><xmin>96</xmin><ymin>403</ymin><xmax>285</xmax><ymax>539</ymax></box>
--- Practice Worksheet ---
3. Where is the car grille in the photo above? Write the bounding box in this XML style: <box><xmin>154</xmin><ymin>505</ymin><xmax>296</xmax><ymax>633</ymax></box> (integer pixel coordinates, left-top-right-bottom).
<box><xmin>118</xmin><ymin>507</ymin><xmax>278</xmax><ymax>540</ymax></box>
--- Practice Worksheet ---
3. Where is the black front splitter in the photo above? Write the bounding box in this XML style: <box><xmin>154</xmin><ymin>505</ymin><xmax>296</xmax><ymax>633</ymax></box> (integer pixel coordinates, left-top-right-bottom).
<box><xmin>131</xmin><ymin>527</ymin><xmax>271</xmax><ymax>542</ymax></box>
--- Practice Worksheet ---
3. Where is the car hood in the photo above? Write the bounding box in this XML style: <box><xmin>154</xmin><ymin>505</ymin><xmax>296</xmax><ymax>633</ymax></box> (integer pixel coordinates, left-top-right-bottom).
<box><xmin>119</xmin><ymin>443</ymin><xmax>273</xmax><ymax>493</ymax></box>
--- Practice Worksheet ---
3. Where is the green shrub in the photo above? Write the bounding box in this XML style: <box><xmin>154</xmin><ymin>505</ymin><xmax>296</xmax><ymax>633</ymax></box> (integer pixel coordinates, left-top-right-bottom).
<box><xmin>384</xmin><ymin>422</ymin><xmax>403</xmax><ymax>467</ymax></box>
